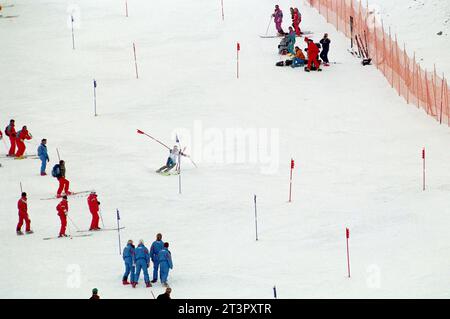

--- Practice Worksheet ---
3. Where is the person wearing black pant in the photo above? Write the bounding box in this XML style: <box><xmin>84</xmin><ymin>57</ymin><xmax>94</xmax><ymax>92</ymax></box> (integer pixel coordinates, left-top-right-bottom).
<box><xmin>319</xmin><ymin>33</ymin><xmax>331</xmax><ymax>66</ymax></box>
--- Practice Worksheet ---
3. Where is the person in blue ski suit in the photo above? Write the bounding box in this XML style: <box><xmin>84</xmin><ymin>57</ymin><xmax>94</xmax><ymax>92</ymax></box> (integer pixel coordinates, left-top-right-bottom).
<box><xmin>122</xmin><ymin>240</ymin><xmax>136</xmax><ymax>285</ymax></box>
<box><xmin>133</xmin><ymin>240</ymin><xmax>152</xmax><ymax>288</ymax></box>
<box><xmin>37</xmin><ymin>139</ymin><xmax>49</xmax><ymax>176</ymax></box>
<box><xmin>158</xmin><ymin>242</ymin><xmax>173</xmax><ymax>287</ymax></box>
<box><xmin>149</xmin><ymin>233</ymin><xmax>164</xmax><ymax>283</ymax></box>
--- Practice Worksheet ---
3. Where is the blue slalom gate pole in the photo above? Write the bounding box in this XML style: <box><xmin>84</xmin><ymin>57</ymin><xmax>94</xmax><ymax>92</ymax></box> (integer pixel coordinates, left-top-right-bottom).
<box><xmin>117</xmin><ymin>209</ymin><xmax>122</xmax><ymax>255</ymax></box>
<box><xmin>71</xmin><ymin>15</ymin><xmax>75</xmax><ymax>50</ymax></box>
<box><xmin>273</xmin><ymin>286</ymin><xmax>277</xmax><ymax>299</ymax></box>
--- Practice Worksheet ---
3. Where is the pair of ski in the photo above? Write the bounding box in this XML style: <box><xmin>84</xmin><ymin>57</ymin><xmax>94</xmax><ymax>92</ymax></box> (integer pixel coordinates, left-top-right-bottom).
<box><xmin>351</xmin><ymin>31</ymin><xmax>372</xmax><ymax>65</ymax></box>
<box><xmin>0</xmin><ymin>154</ymin><xmax>38</xmax><ymax>159</ymax></box>
<box><xmin>40</xmin><ymin>190</ymin><xmax>94</xmax><ymax>200</ymax></box>
<box><xmin>43</xmin><ymin>227</ymin><xmax>125</xmax><ymax>240</ymax></box>
<box><xmin>260</xmin><ymin>31</ymin><xmax>314</xmax><ymax>38</ymax></box>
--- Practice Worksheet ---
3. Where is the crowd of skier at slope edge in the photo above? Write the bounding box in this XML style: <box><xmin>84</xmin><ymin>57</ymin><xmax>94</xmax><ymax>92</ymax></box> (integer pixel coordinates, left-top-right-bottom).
<box><xmin>1</xmin><ymin>120</ymin><xmax>177</xmax><ymax>290</ymax></box>
<box><xmin>271</xmin><ymin>4</ymin><xmax>332</xmax><ymax>71</ymax></box>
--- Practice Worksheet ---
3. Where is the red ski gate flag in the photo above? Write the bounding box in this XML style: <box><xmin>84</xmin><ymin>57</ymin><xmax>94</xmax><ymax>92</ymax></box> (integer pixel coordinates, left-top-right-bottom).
<box><xmin>346</xmin><ymin>227</ymin><xmax>350</xmax><ymax>277</ymax></box>
<box><xmin>237</xmin><ymin>42</ymin><xmax>240</xmax><ymax>51</ymax></box>
<box><xmin>346</xmin><ymin>228</ymin><xmax>350</xmax><ymax>238</ymax></box>
<box><xmin>422</xmin><ymin>148</ymin><xmax>425</xmax><ymax>159</ymax></box>
<box><xmin>291</xmin><ymin>159</ymin><xmax>295</xmax><ymax>169</ymax></box>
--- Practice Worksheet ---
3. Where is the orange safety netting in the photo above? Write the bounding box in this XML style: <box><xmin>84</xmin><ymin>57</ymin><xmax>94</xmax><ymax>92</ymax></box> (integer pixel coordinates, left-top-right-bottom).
<box><xmin>306</xmin><ymin>0</ymin><xmax>450</xmax><ymax>125</ymax></box>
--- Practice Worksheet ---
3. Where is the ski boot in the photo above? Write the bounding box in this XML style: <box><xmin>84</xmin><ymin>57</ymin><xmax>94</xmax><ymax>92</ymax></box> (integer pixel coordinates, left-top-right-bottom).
<box><xmin>26</xmin><ymin>230</ymin><xmax>34</xmax><ymax>234</ymax></box>
<box><xmin>58</xmin><ymin>234</ymin><xmax>68</xmax><ymax>238</ymax></box>
<box><xmin>40</xmin><ymin>172</ymin><xmax>47</xmax><ymax>176</ymax></box>
<box><xmin>151</xmin><ymin>279</ymin><xmax>157</xmax><ymax>283</ymax></box>
<box><xmin>16</xmin><ymin>230</ymin><xmax>24</xmax><ymax>236</ymax></box>
<box><xmin>145</xmin><ymin>282</ymin><xmax>152</xmax><ymax>288</ymax></box>
<box><xmin>131</xmin><ymin>282</ymin><xmax>137</xmax><ymax>288</ymax></box>
<box><xmin>304</xmin><ymin>67</ymin><xmax>310</xmax><ymax>72</ymax></box>
<box><xmin>122</xmin><ymin>278</ymin><xmax>130</xmax><ymax>285</ymax></box>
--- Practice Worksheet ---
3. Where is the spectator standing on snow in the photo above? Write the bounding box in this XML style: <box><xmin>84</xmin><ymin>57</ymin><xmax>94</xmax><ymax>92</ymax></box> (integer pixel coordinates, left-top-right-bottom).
<box><xmin>52</xmin><ymin>160</ymin><xmax>72</xmax><ymax>198</ymax></box>
<box><xmin>122</xmin><ymin>240</ymin><xmax>136</xmax><ymax>285</ymax></box>
<box><xmin>320</xmin><ymin>33</ymin><xmax>331</xmax><ymax>66</ymax></box>
<box><xmin>158</xmin><ymin>242</ymin><xmax>173</xmax><ymax>287</ymax></box>
<box><xmin>89</xmin><ymin>288</ymin><xmax>100</xmax><ymax>299</ymax></box>
<box><xmin>37</xmin><ymin>139</ymin><xmax>49</xmax><ymax>176</ymax></box>
<box><xmin>133</xmin><ymin>239</ymin><xmax>152</xmax><ymax>288</ymax></box>
<box><xmin>157</xmin><ymin>287</ymin><xmax>172</xmax><ymax>300</ymax></box>
<box><xmin>150</xmin><ymin>233</ymin><xmax>165</xmax><ymax>283</ymax></box>
<box><xmin>272</xmin><ymin>5</ymin><xmax>285</xmax><ymax>36</ymax></box>
<box><xmin>87</xmin><ymin>191</ymin><xmax>100</xmax><ymax>230</ymax></box>
<box><xmin>56</xmin><ymin>195</ymin><xmax>69</xmax><ymax>237</ymax></box>
<box><xmin>293</xmin><ymin>8</ymin><xmax>301</xmax><ymax>36</ymax></box>
<box><xmin>4</xmin><ymin>119</ymin><xmax>16</xmax><ymax>157</ymax></box>
<box><xmin>16</xmin><ymin>192</ymin><xmax>33</xmax><ymax>235</ymax></box>
<box><xmin>15</xmin><ymin>125</ymin><xmax>32</xmax><ymax>158</ymax></box>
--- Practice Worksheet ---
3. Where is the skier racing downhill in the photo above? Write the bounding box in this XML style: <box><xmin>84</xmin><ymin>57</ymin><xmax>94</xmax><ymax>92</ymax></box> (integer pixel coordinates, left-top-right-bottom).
<box><xmin>156</xmin><ymin>145</ymin><xmax>188</xmax><ymax>174</ymax></box>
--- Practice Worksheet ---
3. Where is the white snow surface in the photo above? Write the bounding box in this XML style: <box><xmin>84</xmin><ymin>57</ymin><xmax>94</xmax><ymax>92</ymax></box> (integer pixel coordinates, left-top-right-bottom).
<box><xmin>1</xmin><ymin>0</ymin><xmax>450</xmax><ymax>299</ymax></box>
<box><xmin>363</xmin><ymin>0</ymin><xmax>450</xmax><ymax>75</ymax></box>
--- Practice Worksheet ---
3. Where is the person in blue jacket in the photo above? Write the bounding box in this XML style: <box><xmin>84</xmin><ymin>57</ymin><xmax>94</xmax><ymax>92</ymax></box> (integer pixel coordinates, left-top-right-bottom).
<box><xmin>122</xmin><ymin>239</ymin><xmax>135</xmax><ymax>285</ymax></box>
<box><xmin>149</xmin><ymin>233</ymin><xmax>164</xmax><ymax>283</ymax></box>
<box><xmin>133</xmin><ymin>239</ymin><xmax>152</xmax><ymax>288</ymax></box>
<box><xmin>158</xmin><ymin>242</ymin><xmax>173</xmax><ymax>287</ymax></box>
<box><xmin>37</xmin><ymin>139</ymin><xmax>49</xmax><ymax>176</ymax></box>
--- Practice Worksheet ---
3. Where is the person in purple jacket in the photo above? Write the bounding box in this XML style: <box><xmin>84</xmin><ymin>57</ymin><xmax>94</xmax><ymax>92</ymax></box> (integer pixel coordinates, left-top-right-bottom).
<box><xmin>272</xmin><ymin>5</ymin><xmax>285</xmax><ymax>36</ymax></box>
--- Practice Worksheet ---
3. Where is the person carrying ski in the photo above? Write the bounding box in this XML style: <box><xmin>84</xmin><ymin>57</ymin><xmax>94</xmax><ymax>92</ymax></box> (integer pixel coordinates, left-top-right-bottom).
<box><xmin>87</xmin><ymin>191</ymin><xmax>100</xmax><ymax>230</ymax></box>
<box><xmin>122</xmin><ymin>240</ymin><xmax>136</xmax><ymax>285</ymax></box>
<box><xmin>52</xmin><ymin>160</ymin><xmax>72</xmax><ymax>198</ymax></box>
<box><xmin>156</xmin><ymin>145</ymin><xmax>187</xmax><ymax>174</ymax></box>
<box><xmin>17</xmin><ymin>192</ymin><xmax>33</xmax><ymax>235</ymax></box>
<box><xmin>56</xmin><ymin>195</ymin><xmax>69</xmax><ymax>237</ymax></box>
<box><xmin>4</xmin><ymin>119</ymin><xmax>16</xmax><ymax>156</ymax></box>
<box><xmin>319</xmin><ymin>33</ymin><xmax>331</xmax><ymax>66</ymax></box>
<box><xmin>133</xmin><ymin>240</ymin><xmax>152</xmax><ymax>288</ymax></box>
<box><xmin>15</xmin><ymin>125</ymin><xmax>32</xmax><ymax>158</ymax></box>
<box><xmin>149</xmin><ymin>233</ymin><xmax>165</xmax><ymax>283</ymax></box>
<box><xmin>291</xmin><ymin>46</ymin><xmax>307</xmax><ymax>68</ymax></box>
<box><xmin>272</xmin><ymin>5</ymin><xmax>284</xmax><ymax>36</ymax></box>
<box><xmin>293</xmin><ymin>8</ymin><xmax>301</xmax><ymax>36</ymax></box>
<box><xmin>158</xmin><ymin>242</ymin><xmax>173</xmax><ymax>287</ymax></box>
<box><xmin>304</xmin><ymin>37</ymin><xmax>321</xmax><ymax>72</ymax></box>
<box><xmin>37</xmin><ymin>138</ymin><xmax>49</xmax><ymax>176</ymax></box>
<box><xmin>287</xmin><ymin>26</ymin><xmax>296</xmax><ymax>56</ymax></box>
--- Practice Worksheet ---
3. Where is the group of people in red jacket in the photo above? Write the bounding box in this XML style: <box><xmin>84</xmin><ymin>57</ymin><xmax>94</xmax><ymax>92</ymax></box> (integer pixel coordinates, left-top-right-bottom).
<box><xmin>2</xmin><ymin>119</ymin><xmax>33</xmax><ymax>158</ymax></box>
<box><xmin>17</xmin><ymin>191</ymin><xmax>101</xmax><ymax>237</ymax></box>
<box><xmin>3</xmin><ymin>118</ymin><xmax>100</xmax><ymax>237</ymax></box>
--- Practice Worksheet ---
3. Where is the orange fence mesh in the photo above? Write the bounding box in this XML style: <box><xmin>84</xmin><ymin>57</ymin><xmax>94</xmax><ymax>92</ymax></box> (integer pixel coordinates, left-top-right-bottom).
<box><xmin>306</xmin><ymin>0</ymin><xmax>450</xmax><ymax>125</ymax></box>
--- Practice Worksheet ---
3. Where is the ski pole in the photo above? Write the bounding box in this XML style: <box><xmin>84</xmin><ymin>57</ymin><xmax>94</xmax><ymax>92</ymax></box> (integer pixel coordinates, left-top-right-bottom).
<box><xmin>66</xmin><ymin>215</ymin><xmax>73</xmax><ymax>238</ymax></box>
<box><xmin>56</xmin><ymin>148</ymin><xmax>61</xmax><ymax>161</ymax></box>
<box><xmin>71</xmin><ymin>15</ymin><xmax>75</xmax><ymax>50</ymax></box>
<box><xmin>67</xmin><ymin>215</ymin><xmax>80</xmax><ymax>231</ymax></box>
<box><xmin>265</xmin><ymin>16</ymin><xmax>273</xmax><ymax>35</ymax></box>
<box><xmin>99</xmin><ymin>207</ymin><xmax>105</xmax><ymax>228</ymax></box>
<box><xmin>20</xmin><ymin>182</ymin><xmax>23</xmax><ymax>193</ymax></box>
<box><xmin>151</xmin><ymin>291</ymin><xmax>156</xmax><ymax>299</ymax></box>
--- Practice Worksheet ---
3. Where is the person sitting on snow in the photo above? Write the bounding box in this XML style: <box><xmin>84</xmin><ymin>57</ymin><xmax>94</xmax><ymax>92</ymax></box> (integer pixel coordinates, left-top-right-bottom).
<box><xmin>291</xmin><ymin>46</ymin><xmax>307</xmax><ymax>68</ymax></box>
<box><xmin>156</xmin><ymin>145</ymin><xmax>187</xmax><ymax>174</ymax></box>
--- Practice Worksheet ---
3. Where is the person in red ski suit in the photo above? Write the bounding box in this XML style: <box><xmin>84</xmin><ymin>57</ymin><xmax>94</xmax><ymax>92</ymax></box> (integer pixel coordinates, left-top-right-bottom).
<box><xmin>15</xmin><ymin>125</ymin><xmax>32</xmax><ymax>158</ymax></box>
<box><xmin>57</xmin><ymin>195</ymin><xmax>69</xmax><ymax>237</ymax></box>
<box><xmin>87</xmin><ymin>192</ymin><xmax>101</xmax><ymax>230</ymax></box>
<box><xmin>17</xmin><ymin>192</ymin><xmax>32</xmax><ymax>235</ymax></box>
<box><xmin>5</xmin><ymin>119</ymin><xmax>16</xmax><ymax>156</ymax></box>
<box><xmin>293</xmin><ymin>8</ymin><xmax>301</xmax><ymax>36</ymax></box>
<box><xmin>305</xmin><ymin>37</ymin><xmax>321</xmax><ymax>71</ymax></box>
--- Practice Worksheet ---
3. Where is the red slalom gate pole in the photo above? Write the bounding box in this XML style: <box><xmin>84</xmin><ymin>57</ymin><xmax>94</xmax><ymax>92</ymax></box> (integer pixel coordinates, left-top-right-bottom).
<box><xmin>236</xmin><ymin>42</ymin><xmax>240</xmax><ymax>79</ymax></box>
<box><xmin>422</xmin><ymin>147</ymin><xmax>426</xmax><ymax>191</ymax></box>
<box><xmin>346</xmin><ymin>228</ymin><xmax>351</xmax><ymax>278</ymax></box>
<box><xmin>288</xmin><ymin>158</ymin><xmax>294</xmax><ymax>202</ymax></box>
<box><xmin>133</xmin><ymin>42</ymin><xmax>139</xmax><ymax>79</ymax></box>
